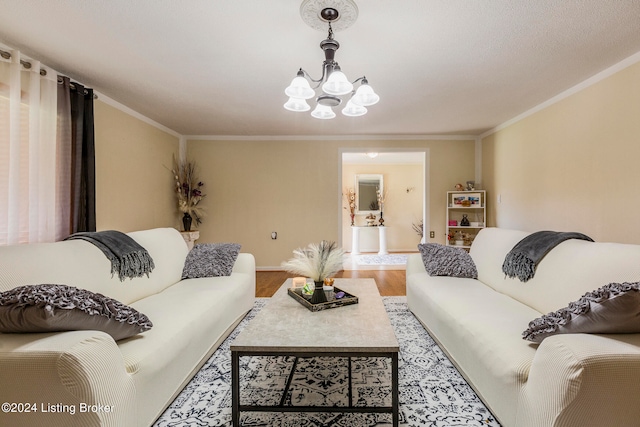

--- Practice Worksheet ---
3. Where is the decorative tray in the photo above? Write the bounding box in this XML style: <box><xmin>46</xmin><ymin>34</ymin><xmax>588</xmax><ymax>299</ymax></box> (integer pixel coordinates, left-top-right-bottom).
<box><xmin>287</xmin><ymin>287</ymin><xmax>358</xmax><ymax>312</ymax></box>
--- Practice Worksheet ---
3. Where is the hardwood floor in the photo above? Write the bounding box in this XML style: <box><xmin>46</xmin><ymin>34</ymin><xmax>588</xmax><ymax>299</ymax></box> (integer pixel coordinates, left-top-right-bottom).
<box><xmin>256</xmin><ymin>269</ymin><xmax>406</xmax><ymax>298</ymax></box>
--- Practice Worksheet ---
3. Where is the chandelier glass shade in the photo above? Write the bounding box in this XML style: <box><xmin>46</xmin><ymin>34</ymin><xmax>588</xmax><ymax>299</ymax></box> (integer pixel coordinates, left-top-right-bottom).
<box><xmin>284</xmin><ymin>6</ymin><xmax>379</xmax><ymax>119</ymax></box>
<box><xmin>283</xmin><ymin>96</ymin><xmax>311</xmax><ymax>112</ymax></box>
<box><xmin>341</xmin><ymin>99</ymin><xmax>367</xmax><ymax>117</ymax></box>
<box><xmin>322</xmin><ymin>68</ymin><xmax>353</xmax><ymax>96</ymax></box>
<box><xmin>311</xmin><ymin>103</ymin><xmax>336</xmax><ymax>119</ymax></box>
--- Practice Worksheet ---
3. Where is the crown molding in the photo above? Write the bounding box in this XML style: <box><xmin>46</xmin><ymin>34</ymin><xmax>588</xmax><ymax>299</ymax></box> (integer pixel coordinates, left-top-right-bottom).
<box><xmin>95</xmin><ymin>92</ymin><xmax>182</xmax><ymax>138</ymax></box>
<box><xmin>184</xmin><ymin>134</ymin><xmax>478</xmax><ymax>141</ymax></box>
<box><xmin>479</xmin><ymin>50</ymin><xmax>640</xmax><ymax>140</ymax></box>
<box><xmin>99</xmin><ymin>47</ymin><xmax>640</xmax><ymax>144</ymax></box>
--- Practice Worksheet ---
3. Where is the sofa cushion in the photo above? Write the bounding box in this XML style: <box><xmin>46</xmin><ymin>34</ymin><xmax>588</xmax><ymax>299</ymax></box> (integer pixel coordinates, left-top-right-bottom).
<box><xmin>0</xmin><ymin>284</ymin><xmax>153</xmax><ymax>341</ymax></box>
<box><xmin>182</xmin><ymin>243</ymin><xmax>241</xmax><ymax>279</ymax></box>
<box><xmin>418</xmin><ymin>243</ymin><xmax>477</xmax><ymax>278</ymax></box>
<box><xmin>523</xmin><ymin>282</ymin><xmax>640</xmax><ymax>343</ymax></box>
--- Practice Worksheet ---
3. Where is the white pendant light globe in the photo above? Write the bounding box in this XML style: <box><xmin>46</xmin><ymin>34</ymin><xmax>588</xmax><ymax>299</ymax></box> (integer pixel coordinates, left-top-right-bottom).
<box><xmin>322</xmin><ymin>69</ymin><xmax>353</xmax><ymax>96</ymax></box>
<box><xmin>311</xmin><ymin>104</ymin><xmax>336</xmax><ymax>119</ymax></box>
<box><xmin>285</xmin><ymin>76</ymin><xmax>315</xmax><ymax>99</ymax></box>
<box><xmin>284</xmin><ymin>97</ymin><xmax>311</xmax><ymax>112</ymax></box>
<box><xmin>342</xmin><ymin>99</ymin><xmax>367</xmax><ymax>117</ymax></box>
<box><xmin>351</xmin><ymin>82</ymin><xmax>380</xmax><ymax>106</ymax></box>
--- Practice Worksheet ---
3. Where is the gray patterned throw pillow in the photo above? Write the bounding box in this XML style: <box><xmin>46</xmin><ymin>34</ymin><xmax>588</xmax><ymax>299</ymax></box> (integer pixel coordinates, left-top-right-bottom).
<box><xmin>418</xmin><ymin>243</ymin><xmax>478</xmax><ymax>278</ymax></box>
<box><xmin>0</xmin><ymin>284</ymin><xmax>153</xmax><ymax>341</ymax></box>
<box><xmin>182</xmin><ymin>243</ymin><xmax>241</xmax><ymax>279</ymax></box>
<box><xmin>523</xmin><ymin>282</ymin><xmax>640</xmax><ymax>343</ymax></box>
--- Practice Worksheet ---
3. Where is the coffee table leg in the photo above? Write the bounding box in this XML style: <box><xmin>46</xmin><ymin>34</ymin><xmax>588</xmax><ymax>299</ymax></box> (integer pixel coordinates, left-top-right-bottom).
<box><xmin>392</xmin><ymin>352</ymin><xmax>399</xmax><ymax>427</ymax></box>
<box><xmin>232</xmin><ymin>351</ymin><xmax>240</xmax><ymax>426</ymax></box>
<box><xmin>348</xmin><ymin>357</ymin><xmax>353</xmax><ymax>407</ymax></box>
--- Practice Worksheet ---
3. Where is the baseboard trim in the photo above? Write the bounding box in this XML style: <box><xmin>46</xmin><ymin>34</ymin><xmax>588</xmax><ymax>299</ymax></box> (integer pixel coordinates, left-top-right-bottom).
<box><xmin>257</xmin><ymin>266</ymin><xmax>285</xmax><ymax>272</ymax></box>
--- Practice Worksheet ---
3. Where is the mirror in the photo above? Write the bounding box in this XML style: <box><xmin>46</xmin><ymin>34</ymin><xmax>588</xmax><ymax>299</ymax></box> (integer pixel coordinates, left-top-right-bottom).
<box><xmin>355</xmin><ymin>174</ymin><xmax>383</xmax><ymax>214</ymax></box>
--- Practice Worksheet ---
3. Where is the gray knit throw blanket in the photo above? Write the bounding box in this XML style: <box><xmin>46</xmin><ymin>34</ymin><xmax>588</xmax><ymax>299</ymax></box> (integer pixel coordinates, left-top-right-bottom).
<box><xmin>502</xmin><ymin>231</ymin><xmax>593</xmax><ymax>282</ymax></box>
<box><xmin>65</xmin><ymin>230</ymin><xmax>155</xmax><ymax>281</ymax></box>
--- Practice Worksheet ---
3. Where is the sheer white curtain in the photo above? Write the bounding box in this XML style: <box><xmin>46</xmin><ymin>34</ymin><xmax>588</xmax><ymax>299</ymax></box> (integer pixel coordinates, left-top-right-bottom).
<box><xmin>0</xmin><ymin>49</ymin><xmax>64</xmax><ymax>245</ymax></box>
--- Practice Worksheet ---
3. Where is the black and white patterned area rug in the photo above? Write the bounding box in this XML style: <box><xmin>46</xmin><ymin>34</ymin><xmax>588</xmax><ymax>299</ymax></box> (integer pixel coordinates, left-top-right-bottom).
<box><xmin>154</xmin><ymin>297</ymin><xmax>501</xmax><ymax>427</ymax></box>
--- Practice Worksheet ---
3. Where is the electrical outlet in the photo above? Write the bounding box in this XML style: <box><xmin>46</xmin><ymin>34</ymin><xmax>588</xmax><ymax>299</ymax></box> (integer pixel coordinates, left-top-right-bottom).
<box><xmin>429</xmin><ymin>231</ymin><xmax>435</xmax><ymax>238</ymax></box>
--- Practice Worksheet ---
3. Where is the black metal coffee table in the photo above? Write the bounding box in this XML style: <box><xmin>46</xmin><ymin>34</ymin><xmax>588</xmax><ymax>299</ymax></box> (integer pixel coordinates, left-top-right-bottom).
<box><xmin>230</xmin><ymin>278</ymin><xmax>399</xmax><ymax>426</ymax></box>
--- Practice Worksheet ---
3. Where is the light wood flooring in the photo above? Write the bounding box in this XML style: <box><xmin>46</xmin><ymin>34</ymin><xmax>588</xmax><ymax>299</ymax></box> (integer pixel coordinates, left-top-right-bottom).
<box><xmin>256</xmin><ymin>269</ymin><xmax>406</xmax><ymax>298</ymax></box>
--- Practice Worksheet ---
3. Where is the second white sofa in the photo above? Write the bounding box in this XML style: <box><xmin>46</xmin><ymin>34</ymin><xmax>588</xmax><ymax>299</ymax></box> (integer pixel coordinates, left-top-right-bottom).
<box><xmin>407</xmin><ymin>227</ymin><xmax>640</xmax><ymax>427</ymax></box>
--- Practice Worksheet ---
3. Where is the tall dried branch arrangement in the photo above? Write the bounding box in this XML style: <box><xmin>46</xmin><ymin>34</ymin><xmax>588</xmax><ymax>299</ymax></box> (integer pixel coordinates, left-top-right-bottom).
<box><xmin>171</xmin><ymin>155</ymin><xmax>206</xmax><ymax>225</ymax></box>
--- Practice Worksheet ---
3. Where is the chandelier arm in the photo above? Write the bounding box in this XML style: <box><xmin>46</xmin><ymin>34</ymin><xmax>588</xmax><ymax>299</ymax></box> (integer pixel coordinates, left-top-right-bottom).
<box><xmin>297</xmin><ymin>68</ymin><xmax>321</xmax><ymax>84</ymax></box>
<box><xmin>337</xmin><ymin>77</ymin><xmax>366</xmax><ymax>97</ymax></box>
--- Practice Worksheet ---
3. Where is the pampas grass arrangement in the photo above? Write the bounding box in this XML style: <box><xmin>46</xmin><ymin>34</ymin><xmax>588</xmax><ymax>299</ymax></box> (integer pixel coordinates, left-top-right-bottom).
<box><xmin>281</xmin><ymin>241</ymin><xmax>345</xmax><ymax>304</ymax></box>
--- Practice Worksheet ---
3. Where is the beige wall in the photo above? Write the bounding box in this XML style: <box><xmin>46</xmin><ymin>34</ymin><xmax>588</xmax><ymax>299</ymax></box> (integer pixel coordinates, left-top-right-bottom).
<box><xmin>188</xmin><ymin>138</ymin><xmax>475</xmax><ymax>268</ymax></box>
<box><xmin>342</xmin><ymin>163</ymin><xmax>424</xmax><ymax>252</ymax></box>
<box><xmin>482</xmin><ymin>61</ymin><xmax>640</xmax><ymax>243</ymax></box>
<box><xmin>94</xmin><ymin>101</ymin><xmax>180</xmax><ymax>232</ymax></box>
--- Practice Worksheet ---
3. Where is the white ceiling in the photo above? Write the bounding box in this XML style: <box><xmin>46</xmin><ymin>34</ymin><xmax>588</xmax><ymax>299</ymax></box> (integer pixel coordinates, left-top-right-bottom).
<box><xmin>1</xmin><ymin>1</ymin><xmax>640</xmax><ymax>137</ymax></box>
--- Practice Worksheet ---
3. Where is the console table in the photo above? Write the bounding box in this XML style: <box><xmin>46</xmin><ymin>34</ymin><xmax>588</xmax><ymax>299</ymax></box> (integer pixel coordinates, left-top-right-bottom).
<box><xmin>351</xmin><ymin>226</ymin><xmax>388</xmax><ymax>255</ymax></box>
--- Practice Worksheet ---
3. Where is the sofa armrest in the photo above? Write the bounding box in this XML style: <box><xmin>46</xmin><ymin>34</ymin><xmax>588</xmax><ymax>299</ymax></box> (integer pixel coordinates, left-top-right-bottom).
<box><xmin>233</xmin><ymin>253</ymin><xmax>256</xmax><ymax>284</ymax></box>
<box><xmin>516</xmin><ymin>333</ymin><xmax>640</xmax><ymax>427</ymax></box>
<box><xmin>406</xmin><ymin>253</ymin><xmax>426</xmax><ymax>276</ymax></box>
<box><xmin>0</xmin><ymin>331</ymin><xmax>135</xmax><ymax>427</ymax></box>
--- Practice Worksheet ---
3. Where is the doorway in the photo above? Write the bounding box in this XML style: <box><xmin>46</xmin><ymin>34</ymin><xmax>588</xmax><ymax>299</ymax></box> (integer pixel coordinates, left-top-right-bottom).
<box><xmin>338</xmin><ymin>149</ymin><xmax>429</xmax><ymax>270</ymax></box>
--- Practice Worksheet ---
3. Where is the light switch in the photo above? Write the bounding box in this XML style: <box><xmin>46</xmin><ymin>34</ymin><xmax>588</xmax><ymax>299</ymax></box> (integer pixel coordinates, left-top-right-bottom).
<box><xmin>271</xmin><ymin>231</ymin><xmax>277</xmax><ymax>239</ymax></box>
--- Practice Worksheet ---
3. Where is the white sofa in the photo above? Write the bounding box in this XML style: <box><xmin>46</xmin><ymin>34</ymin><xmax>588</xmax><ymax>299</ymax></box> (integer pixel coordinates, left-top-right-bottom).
<box><xmin>0</xmin><ymin>227</ymin><xmax>255</xmax><ymax>427</ymax></box>
<box><xmin>407</xmin><ymin>227</ymin><xmax>640</xmax><ymax>427</ymax></box>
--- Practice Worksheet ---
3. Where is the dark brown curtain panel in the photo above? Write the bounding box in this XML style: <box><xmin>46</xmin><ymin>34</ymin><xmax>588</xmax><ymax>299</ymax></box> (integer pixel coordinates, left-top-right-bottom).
<box><xmin>59</xmin><ymin>76</ymin><xmax>96</xmax><ymax>233</ymax></box>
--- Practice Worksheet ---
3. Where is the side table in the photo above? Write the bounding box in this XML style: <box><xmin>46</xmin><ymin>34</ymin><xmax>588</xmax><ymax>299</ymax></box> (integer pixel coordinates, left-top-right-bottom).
<box><xmin>180</xmin><ymin>230</ymin><xmax>199</xmax><ymax>250</ymax></box>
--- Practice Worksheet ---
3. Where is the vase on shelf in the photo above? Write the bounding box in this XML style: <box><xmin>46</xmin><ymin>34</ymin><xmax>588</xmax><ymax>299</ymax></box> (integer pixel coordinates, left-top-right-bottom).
<box><xmin>182</xmin><ymin>212</ymin><xmax>193</xmax><ymax>232</ymax></box>
<box><xmin>379</xmin><ymin>211</ymin><xmax>385</xmax><ymax>226</ymax></box>
<box><xmin>350</xmin><ymin>213</ymin><xmax>355</xmax><ymax>226</ymax></box>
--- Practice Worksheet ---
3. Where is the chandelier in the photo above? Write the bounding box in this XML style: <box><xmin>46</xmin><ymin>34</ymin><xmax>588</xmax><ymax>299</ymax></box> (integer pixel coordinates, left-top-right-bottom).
<box><xmin>283</xmin><ymin>0</ymin><xmax>379</xmax><ymax>119</ymax></box>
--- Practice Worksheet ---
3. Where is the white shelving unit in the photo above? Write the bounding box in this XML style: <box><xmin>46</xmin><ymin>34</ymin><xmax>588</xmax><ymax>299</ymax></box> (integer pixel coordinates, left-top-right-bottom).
<box><xmin>446</xmin><ymin>190</ymin><xmax>486</xmax><ymax>250</ymax></box>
